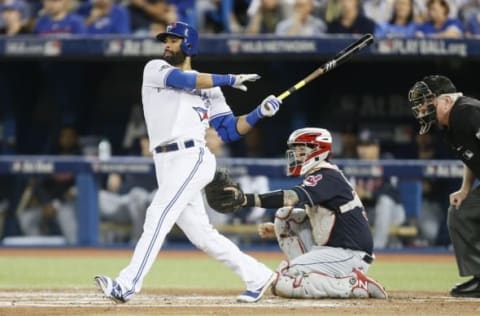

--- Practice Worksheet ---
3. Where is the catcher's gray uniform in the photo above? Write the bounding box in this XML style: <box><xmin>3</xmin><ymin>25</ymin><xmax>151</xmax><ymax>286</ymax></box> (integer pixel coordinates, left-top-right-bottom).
<box><xmin>269</xmin><ymin>163</ymin><xmax>385</xmax><ymax>299</ymax></box>
<box><xmin>272</xmin><ymin>206</ymin><xmax>376</xmax><ymax>298</ymax></box>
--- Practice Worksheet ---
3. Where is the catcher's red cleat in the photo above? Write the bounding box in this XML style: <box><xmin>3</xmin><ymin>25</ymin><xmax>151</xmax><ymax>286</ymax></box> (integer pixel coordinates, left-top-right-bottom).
<box><xmin>351</xmin><ymin>268</ymin><xmax>388</xmax><ymax>299</ymax></box>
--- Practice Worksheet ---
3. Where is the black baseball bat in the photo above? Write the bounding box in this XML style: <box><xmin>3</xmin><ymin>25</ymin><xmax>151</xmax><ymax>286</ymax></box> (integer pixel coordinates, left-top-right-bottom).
<box><xmin>276</xmin><ymin>34</ymin><xmax>374</xmax><ymax>101</ymax></box>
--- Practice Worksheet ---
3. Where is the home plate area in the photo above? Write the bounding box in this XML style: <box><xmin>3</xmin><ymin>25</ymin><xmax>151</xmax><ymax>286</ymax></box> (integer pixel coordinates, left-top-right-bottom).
<box><xmin>0</xmin><ymin>290</ymin><xmax>479</xmax><ymax>316</ymax></box>
<box><xmin>0</xmin><ymin>290</ymin><xmax>341</xmax><ymax>307</ymax></box>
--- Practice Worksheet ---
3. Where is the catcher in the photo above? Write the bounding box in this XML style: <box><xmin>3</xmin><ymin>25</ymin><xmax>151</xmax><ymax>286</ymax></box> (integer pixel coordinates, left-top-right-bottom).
<box><xmin>205</xmin><ymin>127</ymin><xmax>388</xmax><ymax>299</ymax></box>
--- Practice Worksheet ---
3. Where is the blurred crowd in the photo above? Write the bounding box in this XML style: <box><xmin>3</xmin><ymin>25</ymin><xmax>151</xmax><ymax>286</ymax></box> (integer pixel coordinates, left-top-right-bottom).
<box><xmin>1</xmin><ymin>0</ymin><xmax>480</xmax><ymax>38</ymax></box>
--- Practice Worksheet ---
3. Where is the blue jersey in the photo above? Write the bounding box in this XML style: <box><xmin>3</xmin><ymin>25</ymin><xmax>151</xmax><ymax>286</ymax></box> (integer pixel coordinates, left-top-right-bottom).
<box><xmin>34</xmin><ymin>13</ymin><xmax>86</xmax><ymax>35</ymax></box>
<box><xmin>292</xmin><ymin>167</ymin><xmax>373</xmax><ymax>254</ymax></box>
<box><xmin>466</xmin><ymin>13</ymin><xmax>480</xmax><ymax>35</ymax></box>
<box><xmin>77</xmin><ymin>3</ymin><xmax>131</xmax><ymax>34</ymax></box>
<box><xmin>416</xmin><ymin>18</ymin><xmax>463</xmax><ymax>36</ymax></box>
<box><xmin>375</xmin><ymin>21</ymin><xmax>417</xmax><ymax>38</ymax></box>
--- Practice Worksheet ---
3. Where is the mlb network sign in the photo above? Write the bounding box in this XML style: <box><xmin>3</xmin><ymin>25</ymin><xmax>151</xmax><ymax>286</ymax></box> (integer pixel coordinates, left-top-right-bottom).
<box><xmin>4</xmin><ymin>39</ymin><xmax>62</xmax><ymax>56</ymax></box>
<box><xmin>227</xmin><ymin>39</ymin><xmax>317</xmax><ymax>54</ymax></box>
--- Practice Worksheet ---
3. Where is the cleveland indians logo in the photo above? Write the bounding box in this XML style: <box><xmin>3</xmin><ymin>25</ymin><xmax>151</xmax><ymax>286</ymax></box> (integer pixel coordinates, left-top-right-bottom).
<box><xmin>192</xmin><ymin>106</ymin><xmax>209</xmax><ymax>121</ymax></box>
<box><xmin>303</xmin><ymin>174</ymin><xmax>323</xmax><ymax>186</ymax></box>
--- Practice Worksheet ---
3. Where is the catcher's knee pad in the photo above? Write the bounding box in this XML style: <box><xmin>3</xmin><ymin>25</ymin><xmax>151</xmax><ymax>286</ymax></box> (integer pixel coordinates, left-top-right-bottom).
<box><xmin>274</xmin><ymin>207</ymin><xmax>307</xmax><ymax>237</ymax></box>
<box><xmin>275</xmin><ymin>206</ymin><xmax>307</xmax><ymax>219</ymax></box>
<box><xmin>276</xmin><ymin>207</ymin><xmax>307</xmax><ymax>222</ymax></box>
<box><xmin>274</xmin><ymin>208</ymin><xmax>309</xmax><ymax>260</ymax></box>
<box><xmin>275</xmin><ymin>206</ymin><xmax>293</xmax><ymax>220</ymax></box>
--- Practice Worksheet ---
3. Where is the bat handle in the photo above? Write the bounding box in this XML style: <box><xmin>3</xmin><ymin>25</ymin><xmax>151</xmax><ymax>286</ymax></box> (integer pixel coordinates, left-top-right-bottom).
<box><xmin>276</xmin><ymin>80</ymin><xmax>307</xmax><ymax>101</ymax></box>
<box><xmin>277</xmin><ymin>91</ymin><xmax>290</xmax><ymax>101</ymax></box>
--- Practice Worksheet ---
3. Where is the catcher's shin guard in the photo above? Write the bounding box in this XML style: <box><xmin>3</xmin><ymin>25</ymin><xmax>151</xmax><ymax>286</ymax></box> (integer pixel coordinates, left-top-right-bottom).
<box><xmin>271</xmin><ymin>262</ymin><xmax>388</xmax><ymax>299</ymax></box>
<box><xmin>274</xmin><ymin>207</ymin><xmax>310</xmax><ymax>260</ymax></box>
<box><xmin>272</xmin><ymin>269</ymin><xmax>353</xmax><ymax>299</ymax></box>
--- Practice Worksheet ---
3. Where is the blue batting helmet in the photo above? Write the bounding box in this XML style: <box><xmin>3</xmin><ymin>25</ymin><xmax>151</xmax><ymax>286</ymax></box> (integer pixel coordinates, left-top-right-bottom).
<box><xmin>156</xmin><ymin>22</ymin><xmax>198</xmax><ymax>56</ymax></box>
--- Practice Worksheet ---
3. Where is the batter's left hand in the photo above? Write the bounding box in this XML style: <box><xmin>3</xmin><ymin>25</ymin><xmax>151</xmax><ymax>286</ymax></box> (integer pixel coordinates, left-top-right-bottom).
<box><xmin>231</xmin><ymin>74</ymin><xmax>261</xmax><ymax>92</ymax></box>
<box><xmin>259</xmin><ymin>95</ymin><xmax>282</xmax><ymax>117</ymax></box>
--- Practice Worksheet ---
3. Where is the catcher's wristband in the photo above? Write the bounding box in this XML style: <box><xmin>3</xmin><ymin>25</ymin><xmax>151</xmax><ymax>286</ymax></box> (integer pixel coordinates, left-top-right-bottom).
<box><xmin>244</xmin><ymin>194</ymin><xmax>256</xmax><ymax>207</ymax></box>
<box><xmin>245</xmin><ymin>191</ymin><xmax>284</xmax><ymax>209</ymax></box>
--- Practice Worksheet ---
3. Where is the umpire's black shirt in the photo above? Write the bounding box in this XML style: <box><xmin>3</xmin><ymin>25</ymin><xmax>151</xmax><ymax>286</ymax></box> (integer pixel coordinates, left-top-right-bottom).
<box><xmin>444</xmin><ymin>96</ymin><xmax>480</xmax><ymax>179</ymax></box>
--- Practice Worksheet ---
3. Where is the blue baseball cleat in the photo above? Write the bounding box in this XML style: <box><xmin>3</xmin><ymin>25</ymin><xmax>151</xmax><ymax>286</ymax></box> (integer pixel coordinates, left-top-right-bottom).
<box><xmin>94</xmin><ymin>275</ymin><xmax>127</xmax><ymax>303</ymax></box>
<box><xmin>236</xmin><ymin>273</ymin><xmax>275</xmax><ymax>303</ymax></box>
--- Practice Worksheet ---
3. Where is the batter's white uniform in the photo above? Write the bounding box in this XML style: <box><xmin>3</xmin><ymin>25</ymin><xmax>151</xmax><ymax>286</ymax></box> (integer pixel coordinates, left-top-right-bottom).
<box><xmin>116</xmin><ymin>59</ymin><xmax>273</xmax><ymax>299</ymax></box>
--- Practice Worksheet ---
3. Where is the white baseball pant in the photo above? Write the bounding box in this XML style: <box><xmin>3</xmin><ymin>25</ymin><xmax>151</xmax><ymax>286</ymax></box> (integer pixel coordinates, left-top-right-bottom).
<box><xmin>115</xmin><ymin>146</ymin><xmax>272</xmax><ymax>299</ymax></box>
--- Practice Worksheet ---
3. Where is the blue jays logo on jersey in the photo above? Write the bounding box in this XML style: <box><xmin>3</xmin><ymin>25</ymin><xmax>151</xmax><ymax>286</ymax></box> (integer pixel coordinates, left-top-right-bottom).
<box><xmin>191</xmin><ymin>90</ymin><xmax>211</xmax><ymax>123</ymax></box>
<box><xmin>303</xmin><ymin>174</ymin><xmax>323</xmax><ymax>187</ymax></box>
<box><xmin>193</xmin><ymin>106</ymin><xmax>209</xmax><ymax>121</ymax></box>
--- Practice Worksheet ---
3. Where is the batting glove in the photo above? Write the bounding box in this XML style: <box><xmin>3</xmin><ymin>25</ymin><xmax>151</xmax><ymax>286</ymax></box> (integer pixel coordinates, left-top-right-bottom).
<box><xmin>230</xmin><ymin>74</ymin><xmax>261</xmax><ymax>91</ymax></box>
<box><xmin>259</xmin><ymin>95</ymin><xmax>282</xmax><ymax>117</ymax></box>
<box><xmin>245</xmin><ymin>94</ymin><xmax>282</xmax><ymax>126</ymax></box>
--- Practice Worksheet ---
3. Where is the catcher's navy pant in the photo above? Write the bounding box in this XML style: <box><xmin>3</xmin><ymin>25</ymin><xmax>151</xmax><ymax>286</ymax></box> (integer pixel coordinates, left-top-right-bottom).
<box><xmin>116</xmin><ymin>146</ymin><xmax>272</xmax><ymax>300</ymax></box>
<box><xmin>447</xmin><ymin>185</ymin><xmax>480</xmax><ymax>277</ymax></box>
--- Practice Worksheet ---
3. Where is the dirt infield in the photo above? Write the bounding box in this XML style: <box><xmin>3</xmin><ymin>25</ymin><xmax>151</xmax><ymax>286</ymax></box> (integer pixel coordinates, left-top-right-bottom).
<box><xmin>1</xmin><ymin>289</ymin><xmax>480</xmax><ymax>316</ymax></box>
<box><xmin>1</xmin><ymin>248</ymin><xmax>476</xmax><ymax>315</ymax></box>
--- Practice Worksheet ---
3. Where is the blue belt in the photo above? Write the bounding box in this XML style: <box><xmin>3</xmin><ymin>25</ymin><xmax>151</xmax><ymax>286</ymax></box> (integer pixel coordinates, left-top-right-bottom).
<box><xmin>154</xmin><ymin>140</ymin><xmax>195</xmax><ymax>153</ymax></box>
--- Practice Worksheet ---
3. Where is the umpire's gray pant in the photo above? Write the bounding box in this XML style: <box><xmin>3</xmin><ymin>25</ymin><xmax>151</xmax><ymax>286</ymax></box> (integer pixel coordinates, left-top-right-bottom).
<box><xmin>447</xmin><ymin>185</ymin><xmax>480</xmax><ymax>277</ymax></box>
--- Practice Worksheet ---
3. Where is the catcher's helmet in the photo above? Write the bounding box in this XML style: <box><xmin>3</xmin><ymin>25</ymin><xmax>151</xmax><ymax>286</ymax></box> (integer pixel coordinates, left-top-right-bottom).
<box><xmin>408</xmin><ymin>75</ymin><xmax>456</xmax><ymax>135</ymax></box>
<box><xmin>286</xmin><ymin>128</ymin><xmax>332</xmax><ymax>177</ymax></box>
<box><xmin>156</xmin><ymin>22</ymin><xmax>198</xmax><ymax>56</ymax></box>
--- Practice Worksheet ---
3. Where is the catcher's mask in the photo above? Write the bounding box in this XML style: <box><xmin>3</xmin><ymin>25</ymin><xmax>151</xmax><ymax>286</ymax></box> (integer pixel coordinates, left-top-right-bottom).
<box><xmin>286</xmin><ymin>128</ymin><xmax>332</xmax><ymax>177</ymax></box>
<box><xmin>408</xmin><ymin>75</ymin><xmax>457</xmax><ymax>135</ymax></box>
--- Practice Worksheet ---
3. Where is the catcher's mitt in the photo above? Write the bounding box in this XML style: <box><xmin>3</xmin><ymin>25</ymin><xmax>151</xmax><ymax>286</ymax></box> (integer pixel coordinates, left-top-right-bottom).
<box><xmin>205</xmin><ymin>169</ymin><xmax>245</xmax><ymax>214</ymax></box>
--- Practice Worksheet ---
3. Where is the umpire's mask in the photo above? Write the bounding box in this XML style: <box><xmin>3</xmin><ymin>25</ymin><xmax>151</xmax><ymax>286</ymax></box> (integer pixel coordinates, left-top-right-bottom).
<box><xmin>408</xmin><ymin>81</ymin><xmax>437</xmax><ymax>135</ymax></box>
<box><xmin>409</xmin><ymin>75</ymin><xmax>457</xmax><ymax>135</ymax></box>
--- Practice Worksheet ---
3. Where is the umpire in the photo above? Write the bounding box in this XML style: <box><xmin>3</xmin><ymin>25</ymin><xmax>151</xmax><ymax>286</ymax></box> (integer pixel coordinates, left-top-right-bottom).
<box><xmin>409</xmin><ymin>75</ymin><xmax>480</xmax><ymax>298</ymax></box>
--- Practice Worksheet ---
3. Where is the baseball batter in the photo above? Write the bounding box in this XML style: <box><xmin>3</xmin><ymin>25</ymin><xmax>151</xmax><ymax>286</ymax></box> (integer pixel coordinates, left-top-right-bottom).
<box><xmin>95</xmin><ymin>22</ymin><xmax>282</xmax><ymax>303</ymax></box>
<box><xmin>209</xmin><ymin>127</ymin><xmax>388</xmax><ymax>299</ymax></box>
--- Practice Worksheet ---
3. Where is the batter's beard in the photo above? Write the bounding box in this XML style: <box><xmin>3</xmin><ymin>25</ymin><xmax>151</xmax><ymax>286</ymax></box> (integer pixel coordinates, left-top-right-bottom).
<box><xmin>163</xmin><ymin>51</ymin><xmax>186</xmax><ymax>66</ymax></box>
